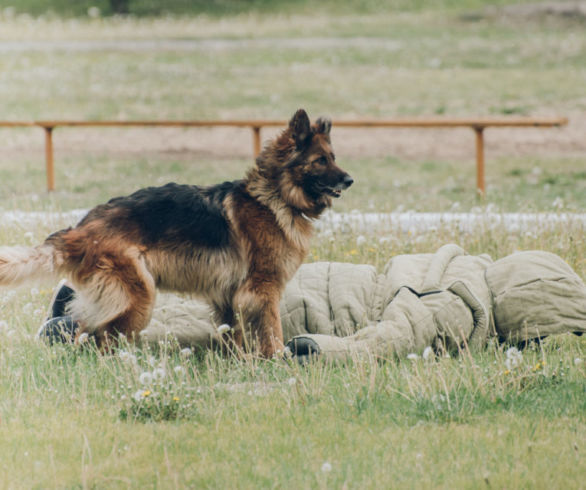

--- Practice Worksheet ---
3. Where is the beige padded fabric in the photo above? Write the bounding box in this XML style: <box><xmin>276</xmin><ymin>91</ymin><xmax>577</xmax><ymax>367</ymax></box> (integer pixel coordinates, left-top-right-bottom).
<box><xmin>486</xmin><ymin>251</ymin><xmax>586</xmax><ymax>341</ymax></box>
<box><xmin>138</xmin><ymin>245</ymin><xmax>586</xmax><ymax>359</ymax></box>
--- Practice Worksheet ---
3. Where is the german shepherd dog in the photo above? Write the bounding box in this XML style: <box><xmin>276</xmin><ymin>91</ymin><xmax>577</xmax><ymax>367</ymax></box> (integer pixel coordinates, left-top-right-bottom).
<box><xmin>0</xmin><ymin>109</ymin><xmax>352</xmax><ymax>357</ymax></box>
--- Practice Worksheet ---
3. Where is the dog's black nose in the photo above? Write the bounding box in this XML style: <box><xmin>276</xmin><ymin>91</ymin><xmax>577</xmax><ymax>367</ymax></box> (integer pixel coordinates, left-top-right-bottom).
<box><xmin>343</xmin><ymin>175</ymin><xmax>354</xmax><ymax>188</ymax></box>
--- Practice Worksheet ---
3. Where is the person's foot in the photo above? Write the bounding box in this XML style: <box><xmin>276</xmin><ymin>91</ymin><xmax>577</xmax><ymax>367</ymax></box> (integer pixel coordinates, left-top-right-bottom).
<box><xmin>286</xmin><ymin>337</ymin><xmax>320</xmax><ymax>364</ymax></box>
<box><xmin>37</xmin><ymin>316</ymin><xmax>79</xmax><ymax>344</ymax></box>
<box><xmin>46</xmin><ymin>278</ymin><xmax>75</xmax><ymax>319</ymax></box>
<box><xmin>37</xmin><ymin>279</ymin><xmax>78</xmax><ymax>344</ymax></box>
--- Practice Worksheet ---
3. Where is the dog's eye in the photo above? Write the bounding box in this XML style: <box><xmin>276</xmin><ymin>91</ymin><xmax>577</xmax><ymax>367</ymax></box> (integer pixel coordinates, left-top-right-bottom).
<box><xmin>315</xmin><ymin>157</ymin><xmax>327</xmax><ymax>166</ymax></box>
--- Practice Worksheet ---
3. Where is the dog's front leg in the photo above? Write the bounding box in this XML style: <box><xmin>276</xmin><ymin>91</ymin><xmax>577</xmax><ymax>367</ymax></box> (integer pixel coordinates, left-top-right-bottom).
<box><xmin>233</xmin><ymin>280</ymin><xmax>284</xmax><ymax>358</ymax></box>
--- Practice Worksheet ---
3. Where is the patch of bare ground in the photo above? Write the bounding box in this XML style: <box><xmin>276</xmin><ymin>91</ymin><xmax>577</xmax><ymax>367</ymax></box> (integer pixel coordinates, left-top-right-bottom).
<box><xmin>0</xmin><ymin>112</ymin><xmax>583</xmax><ymax>163</ymax></box>
<box><xmin>464</xmin><ymin>1</ymin><xmax>586</xmax><ymax>23</ymax></box>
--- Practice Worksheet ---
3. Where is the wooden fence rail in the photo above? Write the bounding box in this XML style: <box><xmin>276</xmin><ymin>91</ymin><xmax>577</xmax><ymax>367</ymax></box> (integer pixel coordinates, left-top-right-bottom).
<box><xmin>0</xmin><ymin>118</ymin><xmax>568</xmax><ymax>195</ymax></box>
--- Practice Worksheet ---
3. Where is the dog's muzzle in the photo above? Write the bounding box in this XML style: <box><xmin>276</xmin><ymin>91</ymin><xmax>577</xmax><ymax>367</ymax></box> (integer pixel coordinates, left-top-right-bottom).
<box><xmin>327</xmin><ymin>174</ymin><xmax>353</xmax><ymax>198</ymax></box>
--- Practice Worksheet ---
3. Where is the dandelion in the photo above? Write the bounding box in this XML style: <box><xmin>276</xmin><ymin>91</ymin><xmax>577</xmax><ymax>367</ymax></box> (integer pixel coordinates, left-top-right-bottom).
<box><xmin>87</xmin><ymin>6</ymin><xmax>101</xmax><ymax>18</ymax></box>
<box><xmin>78</xmin><ymin>332</ymin><xmax>89</xmax><ymax>344</ymax></box>
<box><xmin>173</xmin><ymin>365</ymin><xmax>185</xmax><ymax>375</ymax></box>
<box><xmin>532</xmin><ymin>362</ymin><xmax>543</xmax><ymax>372</ymax></box>
<box><xmin>406</xmin><ymin>353</ymin><xmax>419</xmax><ymax>360</ymax></box>
<box><xmin>505</xmin><ymin>347</ymin><xmax>522</xmax><ymax>370</ymax></box>
<box><xmin>118</xmin><ymin>350</ymin><xmax>136</xmax><ymax>364</ymax></box>
<box><xmin>152</xmin><ymin>368</ymin><xmax>166</xmax><ymax>381</ymax></box>
<box><xmin>180</xmin><ymin>347</ymin><xmax>192</xmax><ymax>358</ymax></box>
<box><xmin>133</xmin><ymin>390</ymin><xmax>144</xmax><ymax>402</ymax></box>
<box><xmin>287</xmin><ymin>377</ymin><xmax>297</xmax><ymax>386</ymax></box>
<box><xmin>321</xmin><ymin>462</ymin><xmax>332</xmax><ymax>473</ymax></box>
<box><xmin>142</xmin><ymin>390</ymin><xmax>152</xmax><ymax>397</ymax></box>
<box><xmin>147</xmin><ymin>356</ymin><xmax>157</xmax><ymax>367</ymax></box>
<box><xmin>217</xmin><ymin>324</ymin><xmax>231</xmax><ymax>335</ymax></box>
<box><xmin>356</xmin><ymin>235</ymin><xmax>366</xmax><ymax>246</ymax></box>
<box><xmin>422</xmin><ymin>346</ymin><xmax>434</xmax><ymax>361</ymax></box>
<box><xmin>139</xmin><ymin>371</ymin><xmax>153</xmax><ymax>386</ymax></box>
<box><xmin>172</xmin><ymin>396</ymin><xmax>180</xmax><ymax>402</ymax></box>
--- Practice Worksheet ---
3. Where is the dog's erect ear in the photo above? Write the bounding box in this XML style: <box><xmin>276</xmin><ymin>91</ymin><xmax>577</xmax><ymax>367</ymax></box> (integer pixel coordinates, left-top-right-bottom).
<box><xmin>315</xmin><ymin>117</ymin><xmax>332</xmax><ymax>136</ymax></box>
<box><xmin>289</xmin><ymin>109</ymin><xmax>312</xmax><ymax>149</ymax></box>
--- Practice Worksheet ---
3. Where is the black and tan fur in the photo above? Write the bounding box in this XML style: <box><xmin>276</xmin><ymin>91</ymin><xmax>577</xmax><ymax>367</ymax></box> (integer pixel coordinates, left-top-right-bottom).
<box><xmin>0</xmin><ymin>109</ymin><xmax>352</xmax><ymax>357</ymax></box>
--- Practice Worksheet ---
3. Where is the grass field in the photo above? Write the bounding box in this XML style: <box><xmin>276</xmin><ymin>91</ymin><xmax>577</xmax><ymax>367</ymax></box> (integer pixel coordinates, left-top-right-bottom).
<box><xmin>0</xmin><ymin>1</ymin><xmax>585</xmax><ymax>488</ymax></box>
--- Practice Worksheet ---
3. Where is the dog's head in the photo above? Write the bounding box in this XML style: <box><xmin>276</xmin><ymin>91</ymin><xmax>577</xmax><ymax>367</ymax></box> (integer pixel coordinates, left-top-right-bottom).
<box><xmin>256</xmin><ymin>109</ymin><xmax>353</xmax><ymax>216</ymax></box>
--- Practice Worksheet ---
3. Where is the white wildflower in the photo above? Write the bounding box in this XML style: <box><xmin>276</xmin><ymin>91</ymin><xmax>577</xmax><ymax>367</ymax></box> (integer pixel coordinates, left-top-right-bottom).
<box><xmin>78</xmin><ymin>332</ymin><xmax>89</xmax><ymax>343</ymax></box>
<box><xmin>287</xmin><ymin>377</ymin><xmax>297</xmax><ymax>386</ymax></box>
<box><xmin>574</xmin><ymin>358</ymin><xmax>583</xmax><ymax>366</ymax></box>
<box><xmin>406</xmin><ymin>353</ymin><xmax>419</xmax><ymax>360</ymax></box>
<box><xmin>552</xmin><ymin>197</ymin><xmax>564</xmax><ymax>210</ymax></box>
<box><xmin>118</xmin><ymin>350</ymin><xmax>137</xmax><ymax>364</ymax></box>
<box><xmin>133</xmin><ymin>390</ymin><xmax>144</xmax><ymax>402</ymax></box>
<box><xmin>180</xmin><ymin>347</ymin><xmax>192</xmax><ymax>358</ymax></box>
<box><xmin>505</xmin><ymin>346</ymin><xmax>523</xmax><ymax>370</ymax></box>
<box><xmin>24</xmin><ymin>231</ymin><xmax>34</xmax><ymax>244</ymax></box>
<box><xmin>422</xmin><ymin>346</ymin><xmax>434</xmax><ymax>361</ymax></box>
<box><xmin>174</xmin><ymin>365</ymin><xmax>185</xmax><ymax>375</ymax></box>
<box><xmin>87</xmin><ymin>6</ymin><xmax>101</xmax><ymax>18</ymax></box>
<box><xmin>356</xmin><ymin>235</ymin><xmax>366</xmax><ymax>246</ymax></box>
<box><xmin>217</xmin><ymin>324</ymin><xmax>231</xmax><ymax>335</ymax></box>
<box><xmin>3</xmin><ymin>7</ymin><xmax>16</xmax><ymax>19</ymax></box>
<box><xmin>321</xmin><ymin>462</ymin><xmax>332</xmax><ymax>473</ymax></box>
<box><xmin>139</xmin><ymin>371</ymin><xmax>153</xmax><ymax>385</ymax></box>
<box><xmin>152</xmin><ymin>367</ymin><xmax>166</xmax><ymax>381</ymax></box>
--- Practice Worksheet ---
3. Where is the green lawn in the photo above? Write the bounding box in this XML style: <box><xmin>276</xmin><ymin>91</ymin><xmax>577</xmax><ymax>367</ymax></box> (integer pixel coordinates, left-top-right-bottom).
<box><xmin>0</xmin><ymin>2</ymin><xmax>585</xmax><ymax>488</ymax></box>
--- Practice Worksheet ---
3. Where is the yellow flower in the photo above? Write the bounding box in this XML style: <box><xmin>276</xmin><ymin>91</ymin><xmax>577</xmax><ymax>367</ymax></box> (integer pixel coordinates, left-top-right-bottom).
<box><xmin>173</xmin><ymin>396</ymin><xmax>180</xmax><ymax>402</ymax></box>
<box><xmin>142</xmin><ymin>390</ymin><xmax>152</xmax><ymax>397</ymax></box>
<box><xmin>349</xmin><ymin>249</ymin><xmax>358</xmax><ymax>255</ymax></box>
<box><xmin>504</xmin><ymin>370</ymin><xmax>511</xmax><ymax>375</ymax></box>
<box><xmin>532</xmin><ymin>361</ymin><xmax>544</xmax><ymax>372</ymax></box>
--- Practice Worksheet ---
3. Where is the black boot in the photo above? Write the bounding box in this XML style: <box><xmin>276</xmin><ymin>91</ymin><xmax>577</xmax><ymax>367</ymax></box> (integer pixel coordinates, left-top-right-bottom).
<box><xmin>37</xmin><ymin>280</ymin><xmax>79</xmax><ymax>344</ymax></box>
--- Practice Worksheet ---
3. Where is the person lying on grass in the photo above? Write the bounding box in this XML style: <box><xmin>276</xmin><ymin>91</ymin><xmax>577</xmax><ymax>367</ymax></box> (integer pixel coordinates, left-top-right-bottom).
<box><xmin>39</xmin><ymin>244</ymin><xmax>586</xmax><ymax>362</ymax></box>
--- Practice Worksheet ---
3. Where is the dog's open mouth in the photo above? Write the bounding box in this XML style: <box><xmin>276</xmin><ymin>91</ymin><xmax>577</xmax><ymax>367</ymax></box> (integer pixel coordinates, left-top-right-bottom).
<box><xmin>317</xmin><ymin>177</ymin><xmax>352</xmax><ymax>199</ymax></box>
<box><xmin>325</xmin><ymin>187</ymin><xmax>343</xmax><ymax>198</ymax></box>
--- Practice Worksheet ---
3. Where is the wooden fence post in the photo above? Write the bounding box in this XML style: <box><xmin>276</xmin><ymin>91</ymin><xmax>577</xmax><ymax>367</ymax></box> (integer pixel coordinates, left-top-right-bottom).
<box><xmin>252</xmin><ymin>126</ymin><xmax>262</xmax><ymax>157</ymax></box>
<box><xmin>474</xmin><ymin>126</ymin><xmax>485</xmax><ymax>197</ymax></box>
<box><xmin>44</xmin><ymin>126</ymin><xmax>55</xmax><ymax>192</ymax></box>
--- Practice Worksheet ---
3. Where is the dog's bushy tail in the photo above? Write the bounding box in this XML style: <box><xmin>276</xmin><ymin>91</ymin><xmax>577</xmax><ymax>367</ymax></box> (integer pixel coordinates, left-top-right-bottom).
<box><xmin>0</xmin><ymin>245</ymin><xmax>62</xmax><ymax>287</ymax></box>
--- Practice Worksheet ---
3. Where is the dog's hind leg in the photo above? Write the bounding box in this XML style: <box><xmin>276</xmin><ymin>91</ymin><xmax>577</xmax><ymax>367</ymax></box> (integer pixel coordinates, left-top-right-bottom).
<box><xmin>233</xmin><ymin>279</ymin><xmax>284</xmax><ymax>358</ymax></box>
<box><xmin>69</xmin><ymin>248</ymin><xmax>156</xmax><ymax>349</ymax></box>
